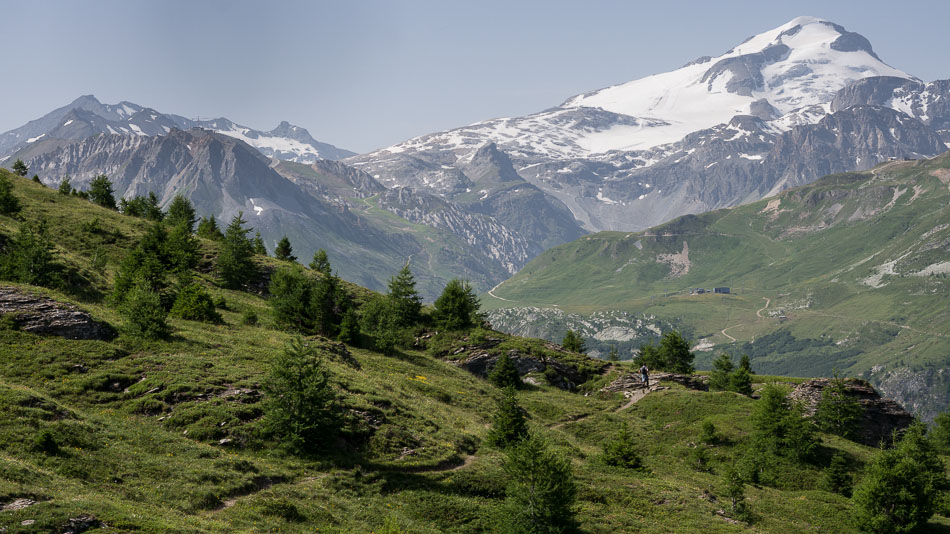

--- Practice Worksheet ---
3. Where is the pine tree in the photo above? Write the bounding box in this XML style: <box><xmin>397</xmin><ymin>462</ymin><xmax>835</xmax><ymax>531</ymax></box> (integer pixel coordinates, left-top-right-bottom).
<box><xmin>433</xmin><ymin>278</ymin><xmax>481</xmax><ymax>331</ymax></box>
<box><xmin>638</xmin><ymin>330</ymin><xmax>695</xmax><ymax>373</ymax></box>
<box><xmin>932</xmin><ymin>410</ymin><xmax>950</xmax><ymax>454</ymax></box>
<box><xmin>217</xmin><ymin>212</ymin><xmax>257</xmax><ymax>289</ymax></box>
<box><xmin>88</xmin><ymin>174</ymin><xmax>117</xmax><ymax>210</ymax></box>
<box><xmin>269</xmin><ymin>265</ymin><xmax>315</xmax><ymax>332</ymax></box>
<box><xmin>721</xmin><ymin>465</ymin><xmax>750</xmax><ymax>522</ymax></box>
<box><xmin>309</xmin><ymin>249</ymin><xmax>331</xmax><ymax>275</ymax></box>
<box><xmin>752</xmin><ymin>385</ymin><xmax>818</xmax><ymax>463</ymax></box>
<box><xmin>0</xmin><ymin>220</ymin><xmax>55</xmax><ymax>286</ymax></box>
<box><xmin>359</xmin><ymin>293</ymin><xmax>402</xmax><ymax>354</ymax></box>
<box><xmin>486</xmin><ymin>387</ymin><xmax>528</xmax><ymax>448</ymax></box>
<box><xmin>274</xmin><ymin>236</ymin><xmax>296</xmax><ymax>262</ymax></box>
<box><xmin>337</xmin><ymin>307</ymin><xmax>360</xmax><ymax>344</ymax></box>
<box><xmin>730</xmin><ymin>365</ymin><xmax>754</xmax><ymax>396</ymax></box>
<box><xmin>607</xmin><ymin>345</ymin><xmax>620</xmax><ymax>362</ymax></box>
<box><xmin>11</xmin><ymin>159</ymin><xmax>27</xmax><ymax>177</ymax></box>
<box><xmin>388</xmin><ymin>264</ymin><xmax>422</xmax><ymax>327</ymax></box>
<box><xmin>165</xmin><ymin>194</ymin><xmax>197</xmax><ymax>232</ymax></box>
<box><xmin>852</xmin><ymin>423</ymin><xmax>946</xmax><ymax>533</ymax></box>
<box><xmin>489</xmin><ymin>353</ymin><xmax>522</xmax><ymax>389</ymax></box>
<box><xmin>58</xmin><ymin>176</ymin><xmax>72</xmax><ymax>196</ymax></box>
<box><xmin>0</xmin><ymin>171</ymin><xmax>22</xmax><ymax>215</ymax></box>
<box><xmin>262</xmin><ymin>337</ymin><xmax>340</xmax><ymax>454</ymax></box>
<box><xmin>122</xmin><ymin>281</ymin><xmax>170</xmax><ymax>339</ymax></box>
<box><xmin>709</xmin><ymin>353</ymin><xmax>735</xmax><ymax>391</ymax></box>
<box><xmin>822</xmin><ymin>452</ymin><xmax>853</xmax><ymax>496</ymax></box>
<box><xmin>814</xmin><ymin>373</ymin><xmax>863</xmax><ymax>440</ymax></box>
<box><xmin>251</xmin><ymin>231</ymin><xmax>267</xmax><ymax>256</ymax></box>
<box><xmin>561</xmin><ymin>330</ymin><xmax>585</xmax><ymax>353</ymax></box>
<box><xmin>196</xmin><ymin>215</ymin><xmax>224</xmax><ymax>241</ymax></box>
<box><xmin>499</xmin><ymin>434</ymin><xmax>577</xmax><ymax>534</ymax></box>
<box><xmin>169</xmin><ymin>283</ymin><xmax>221</xmax><ymax>323</ymax></box>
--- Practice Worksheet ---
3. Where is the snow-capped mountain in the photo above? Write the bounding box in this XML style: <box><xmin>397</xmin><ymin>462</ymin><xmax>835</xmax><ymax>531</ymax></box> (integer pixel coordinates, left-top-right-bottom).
<box><xmin>347</xmin><ymin>17</ymin><xmax>949</xmax><ymax>233</ymax></box>
<box><xmin>0</xmin><ymin>95</ymin><xmax>354</xmax><ymax>163</ymax></box>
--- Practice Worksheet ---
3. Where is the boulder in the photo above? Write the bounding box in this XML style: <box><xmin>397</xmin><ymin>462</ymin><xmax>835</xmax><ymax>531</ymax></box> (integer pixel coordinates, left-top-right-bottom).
<box><xmin>0</xmin><ymin>286</ymin><xmax>115</xmax><ymax>340</ymax></box>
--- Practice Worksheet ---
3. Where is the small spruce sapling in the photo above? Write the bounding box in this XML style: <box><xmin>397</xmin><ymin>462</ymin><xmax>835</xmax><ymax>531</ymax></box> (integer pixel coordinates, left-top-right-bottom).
<box><xmin>486</xmin><ymin>386</ymin><xmax>528</xmax><ymax>448</ymax></box>
<box><xmin>488</xmin><ymin>353</ymin><xmax>522</xmax><ymax>389</ymax></box>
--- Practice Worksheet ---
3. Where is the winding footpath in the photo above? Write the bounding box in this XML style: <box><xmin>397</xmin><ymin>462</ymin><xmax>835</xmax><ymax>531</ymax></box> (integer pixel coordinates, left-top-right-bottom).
<box><xmin>720</xmin><ymin>296</ymin><xmax>771</xmax><ymax>343</ymax></box>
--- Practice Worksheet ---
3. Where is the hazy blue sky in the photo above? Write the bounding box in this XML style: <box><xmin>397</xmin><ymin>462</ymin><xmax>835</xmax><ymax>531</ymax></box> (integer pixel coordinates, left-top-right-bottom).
<box><xmin>3</xmin><ymin>0</ymin><xmax>949</xmax><ymax>153</ymax></box>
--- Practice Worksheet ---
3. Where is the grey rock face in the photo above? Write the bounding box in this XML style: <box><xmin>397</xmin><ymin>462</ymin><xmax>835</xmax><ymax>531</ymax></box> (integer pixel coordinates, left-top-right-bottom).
<box><xmin>0</xmin><ymin>95</ymin><xmax>354</xmax><ymax>163</ymax></box>
<box><xmin>0</xmin><ymin>286</ymin><xmax>115</xmax><ymax>340</ymax></box>
<box><xmin>788</xmin><ymin>378</ymin><xmax>915</xmax><ymax>446</ymax></box>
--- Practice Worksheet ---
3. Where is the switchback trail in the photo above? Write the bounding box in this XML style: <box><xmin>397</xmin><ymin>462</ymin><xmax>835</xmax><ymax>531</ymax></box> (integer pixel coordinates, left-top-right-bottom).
<box><xmin>721</xmin><ymin>297</ymin><xmax>771</xmax><ymax>342</ymax></box>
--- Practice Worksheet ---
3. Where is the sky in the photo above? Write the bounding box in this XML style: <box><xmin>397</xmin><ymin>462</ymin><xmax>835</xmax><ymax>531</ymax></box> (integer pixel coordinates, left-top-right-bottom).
<box><xmin>3</xmin><ymin>0</ymin><xmax>949</xmax><ymax>153</ymax></box>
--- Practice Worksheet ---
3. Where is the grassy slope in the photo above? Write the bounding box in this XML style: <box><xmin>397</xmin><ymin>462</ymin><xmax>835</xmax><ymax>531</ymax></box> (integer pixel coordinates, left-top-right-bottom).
<box><xmin>1</xmin><ymin>170</ymin><xmax>948</xmax><ymax>532</ymax></box>
<box><xmin>483</xmin><ymin>155</ymin><xmax>950</xmax><ymax>415</ymax></box>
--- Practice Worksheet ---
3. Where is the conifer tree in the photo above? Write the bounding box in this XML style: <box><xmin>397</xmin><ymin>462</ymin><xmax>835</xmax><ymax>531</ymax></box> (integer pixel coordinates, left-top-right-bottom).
<box><xmin>0</xmin><ymin>171</ymin><xmax>21</xmax><ymax>215</ymax></box>
<box><xmin>730</xmin><ymin>364</ymin><xmax>754</xmax><ymax>396</ymax></box>
<box><xmin>359</xmin><ymin>293</ymin><xmax>401</xmax><ymax>354</ymax></box>
<box><xmin>11</xmin><ymin>159</ymin><xmax>27</xmax><ymax>177</ymax></box>
<box><xmin>607</xmin><ymin>345</ymin><xmax>620</xmax><ymax>362</ymax></box>
<box><xmin>822</xmin><ymin>452</ymin><xmax>853</xmax><ymax>496</ymax></box>
<box><xmin>0</xmin><ymin>220</ymin><xmax>55</xmax><ymax>286</ymax></box>
<box><xmin>752</xmin><ymin>384</ymin><xmax>817</xmax><ymax>462</ymax></box>
<box><xmin>274</xmin><ymin>236</ymin><xmax>296</xmax><ymax>262</ymax></box>
<box><xmin>122</xmin><ymin>281</ymin><xmax>170</xmax><ymax>339</ymax></box>
<box><xmin>263</xmin><ymin>337</ymin><xmax>340</xmax><ymax>454</ymax></box>
<box><xmin>638</xmin><ymin>330</ymin><xmax>695</xmax><ymax>373</ymax></box>
<box><xmin>196</xmin><ymin>215</ymin><xmax>224</xmax><ymax>240</ymax></box>
<box><xmin>561</xmin><ymin>330</ymin><xmax>585</xmax><ymax>353</ymax></box>
<box><xmin>852</xmin><ymin>423</ymin><xmax>946</xmax><ymax>533</ymax></box>
<box><xmin>721</xmin><ymin>465</ymin><xmax>750</xmax><ymax>522</ymax></box>
<box><xmin>500</xmin><ymin>434</ymin><xmax>578</xmax><ymax>534</ymax></box>
<box><xmin>486</xmin><ymin>387</ymin><xmax>528</xmax><ymax>448</ymax></box>
<box><xmin>489</xmin><ymin>353</ymin><xmax>522</xmax><ymax>389</ymax></box>
<box><xmin>388</xmin><ymin>264</ymin><xmax>422</xmax><ymax>327</ymax></box>
<box><xmin>932</xmin><ymin>410</ymin><xmax>950</xmax><ymax>454</ymax></box>
<box><xmin>58</xmin><ymin>176</ymin><xmax>72</xmax><ymax>196</ymax></box>
<box><xmin>309</xmin><ymin>248</ymin><xmax>331</xmax><ymax>275</ymax></box>
<box><xmin>269</xmin><ymin>265</ymin><xmax>314</xmax><ymax>332</ymax></box>
<box><xmin>814</xmin><ymin>372</ymin><xmax>863</xmax><ymax>440</ymax></box>
<box><xmin>709</xmin><ymin>353</ymin><xmax>735</xmax><ymax>391</ymax></box>
<box><xmin>88</xmin><ymin>174</ymin><xmax>117</xmax><ymax>210</ymax></box>
<box><xmin>165</xmin><ymin>194</ymin><xmax>197</xmax><ymax>232</ymax></box>
<box><xmin>433</xmin><ymin>278</ymin><xmax>481</xmax><ymax>331</ymax></box>
<box><xmin>251</xmin><ymin>231</ymin><xmax>267</xmax><ymax>256</ymax></box>
<box><xmin>217</xmin><ymin>212</ymin><xmax>257</xmax><ymax>289</ymax></box>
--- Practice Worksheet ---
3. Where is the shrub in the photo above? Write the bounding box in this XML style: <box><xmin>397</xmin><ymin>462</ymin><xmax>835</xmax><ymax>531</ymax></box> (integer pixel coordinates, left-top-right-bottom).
<box><xmin>498</xmin><ymin>434</ymin><xmax>577</xmax><ymax>534</ymax></box>
<box><xmin>240</xmin><ymin>310</ymin><xmax>259</xmax><ymax>326</ymax></box>
<box><xmin>700</xmin><ymin>419</ymin><xmax>719</xmax><ymax>444</ymax></box>
<box><xmin>33</xmin><ymin>428</ymin><xmax>60</xmax><ymax>455</ymax></box>
<box><xmin>170</xmin><ymin>283</ymin><xmax>222</xmax><ymax>323</ymax></box>
<box><xmin>262</xmin><ymin>337</ymin><xmax>341</xmax><ymax>454</ymax></box>
<box><xmin>488</xmin><ymin>353</ymin><xmax>522</xmax><ymax>389</ymax></box>
<box><xmin>58</xmin><ymin>176</ymin><xmax>72</xmax><ymax>195</ymax></box>
<box><xmin>122</xmin><ymin>282</ymin><xmax>170</xmax><ymax>339</ymax></box>
<box><xmin>600</xmin><ymin>426</ymin><xmax>642</xmax><ymax>469</ymax></box>
<box><xmin>486</xmin><ymin>387</ymin><xmax>528</xmax><ymax>448</ymax></box>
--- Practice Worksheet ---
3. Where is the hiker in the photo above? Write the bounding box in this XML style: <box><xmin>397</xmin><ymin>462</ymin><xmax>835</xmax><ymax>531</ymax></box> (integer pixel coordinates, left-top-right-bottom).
<box><xmin>639</xmin><ymin>364</ymin><xmax>649</xmax><ymax>386</ymax></box>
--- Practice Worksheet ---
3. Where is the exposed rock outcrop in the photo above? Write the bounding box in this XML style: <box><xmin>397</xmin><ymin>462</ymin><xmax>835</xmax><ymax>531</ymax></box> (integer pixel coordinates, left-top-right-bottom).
<box><xmin>601</xmin><ymin>372</ymin><xmax>708</xmax><ymax>394</ymax></box>
<box><xmin>0</xmin><ymin>286</ymin><xmax>115</xmax><ymax>340</ymax></box>
<box><xmin>788</xmin><ymin>378</ymin><xmax>915</xmax><ymax>446</ymax></box>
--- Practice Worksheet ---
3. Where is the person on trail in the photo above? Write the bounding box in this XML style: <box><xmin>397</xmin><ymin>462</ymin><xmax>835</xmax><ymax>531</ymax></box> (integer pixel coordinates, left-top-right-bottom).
<box><xmin>639</xmin><ymin>364</ymin><xmax>649</xmax><ymax>387</ymax></box>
